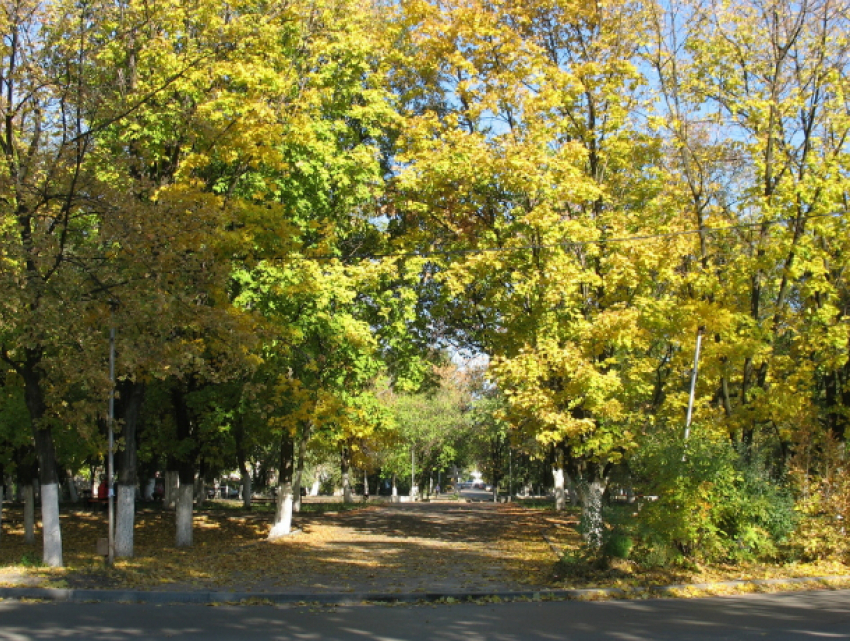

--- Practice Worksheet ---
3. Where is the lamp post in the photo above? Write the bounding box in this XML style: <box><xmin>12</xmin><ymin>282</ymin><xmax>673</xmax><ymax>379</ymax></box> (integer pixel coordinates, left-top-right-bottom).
<box><xmin>684</xmin><ymin>326</ymin><xmax>705</xmax><ymax>442</ymax></box>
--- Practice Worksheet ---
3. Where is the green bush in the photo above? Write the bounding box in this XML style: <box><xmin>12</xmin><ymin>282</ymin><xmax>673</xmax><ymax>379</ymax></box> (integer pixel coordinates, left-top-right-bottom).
<box><xmin>630</xmin><ymin>425</ymin><xmax>795</xmax><ymax>564</ymax></box>
<box><xmin>602</xmin><ymin>531</ymin><xmax>634</xmax><ymax>559</ymax></box>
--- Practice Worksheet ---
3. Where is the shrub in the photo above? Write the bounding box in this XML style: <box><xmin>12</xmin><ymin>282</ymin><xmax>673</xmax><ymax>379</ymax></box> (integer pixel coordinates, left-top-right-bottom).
<box><xmin>630</xmin><ymin>425</ymin><xmax>795</xmax><ymax>564</ymax></box>
<box><xmin>603</xmin><ymin>531</ymin><xmax>634</xmax><ymax>560</ymax></box>
<box><xmin>788</xmin><ymin>429</ymin><xmax>850</xmax><ymax>561</ymax></box>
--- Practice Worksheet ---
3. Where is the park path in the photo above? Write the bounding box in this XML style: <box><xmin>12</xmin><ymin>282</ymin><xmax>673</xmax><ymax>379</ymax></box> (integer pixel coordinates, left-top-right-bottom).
<box><xmin>1</xmin><ymin>500</ymin><xmax>567</xmax><ymax>594</ymax></box>
<box><xmin>183</xmin><ymin>501</ymin><xmax>561</xmax><ymax>595</ymax></box>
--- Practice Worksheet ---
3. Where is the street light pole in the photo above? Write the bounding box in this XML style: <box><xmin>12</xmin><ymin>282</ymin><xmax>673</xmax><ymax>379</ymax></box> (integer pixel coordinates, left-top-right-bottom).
<box><xmin>684</xmin><ymin>326</ymin><xmax>704</xmax><ymax>442</ymax></box>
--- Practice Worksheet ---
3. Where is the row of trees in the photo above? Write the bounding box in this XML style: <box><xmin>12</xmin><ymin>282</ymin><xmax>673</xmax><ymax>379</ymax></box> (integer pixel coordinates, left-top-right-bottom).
<box><xmin>389</xmin><ymin>0</ymin><xmax>850</xmax><ymax>558</ymax></box>
<box><xmin>1</xmin><ymin>0</ymin><xmax>848</xmax><ymax>566</ymax></box>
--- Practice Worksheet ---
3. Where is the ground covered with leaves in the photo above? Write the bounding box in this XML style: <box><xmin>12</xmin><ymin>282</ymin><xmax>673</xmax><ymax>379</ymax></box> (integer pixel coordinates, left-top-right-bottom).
<box><xmin>1</xmin><ymin>500</ymin><xmax>848</xmax><ymax>596</ymax></box>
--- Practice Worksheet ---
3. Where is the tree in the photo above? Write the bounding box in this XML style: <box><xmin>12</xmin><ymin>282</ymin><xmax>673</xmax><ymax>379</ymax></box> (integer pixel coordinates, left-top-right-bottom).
<box><xmin>391</xmin><ymin>0</ymin><xmax>670</xmax><ymax>546</ymax></box>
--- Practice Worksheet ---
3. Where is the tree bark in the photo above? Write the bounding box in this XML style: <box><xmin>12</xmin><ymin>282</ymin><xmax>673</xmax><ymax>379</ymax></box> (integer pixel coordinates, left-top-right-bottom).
<box><xmin>164</xmin><ymin>469</ymin><xmax>179</xmax><ymax>509</ymax></box>
<box><xmin>194</xmin><ymin>475</ymin><xmax>205</xmax><ymax>506</ymax></box>
<box><xmin>41</xmin><ymin>483</ymin><xmax>62</xmax><ymax>563</ymax></box>
<box><xmin>65</xmin><ymin>471</ymin><xmax>79</xmax><ymax>503</ymax></box>
<box><xmin>15</xmin><ymin>450</ymin><xmax>38</xmax><ymax>544</ymax></box>
<box><xmin>269</xmin><ymin>433</ymin><xmax>295</xmax><ymax>538</ymax></box>
<box><xmin>577</xmin><ymin>477</ymin><xmax>607</xmax><ymax>550</ymax></box>
<box><xmin>175</xmin><ymin>480</ymin><xmax>194</xmax><ymax>547</ymax></box>
<box><xmin>21</xmin><ymin>356</ymin><xmax>62</xmax><ymax>566</ymax></box>
<box><xmin>341</xmin><ymin>444</ymin><xmax>353</xmax><ymax>504</ymax></box>
<box><xmin>116</xmin><ymin>381</ymin><xmax>145</xmax><ymax>557</ymax></box>
<box><xmin>553</xmin><ymin>467</ymin><xmax>566</xmax><ymax>511</ymax></box>
<box><xmin>115</xmin><ymin>485</ymin><xmax>136</xmax><ymax>555</ymax></box>
<box><xmin>22</xmin><ymin>483</ymin><xmax>35</xmax><ymax>544</ymax></box>
<box><xmin>552</xmin><ymin>445</ymin><xmax>566</xmax><ymax>511</ymax></box>
<box><xmin>240</xmin><ymin>465</ymin><xmax>252</xmax><ymax>509</ymax></box>
<box><xmin>292</xmin><ymin>422</ymin><xmax>311</xmax><ymax>513</ymax></box>
<box><xmin>172</xmin><ymin>381</ymin><xmax>198</xmax><ymax>547</ymax></box>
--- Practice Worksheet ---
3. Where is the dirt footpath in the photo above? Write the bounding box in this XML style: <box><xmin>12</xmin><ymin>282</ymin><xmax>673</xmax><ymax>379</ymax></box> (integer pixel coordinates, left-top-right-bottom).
<box><xmin>164</xmin><ymin>502</ymin><xmax>560</xmax><ymax>595</ymax></box>
<box><xmin>248</xmin><ymin>502</ymin><xmax>558</xmax><ymax>595</ymax></box>
<box><xmin>1</xmin><ymin>502</ymin><xmax>564</xmax><ymax>594</ymax></box>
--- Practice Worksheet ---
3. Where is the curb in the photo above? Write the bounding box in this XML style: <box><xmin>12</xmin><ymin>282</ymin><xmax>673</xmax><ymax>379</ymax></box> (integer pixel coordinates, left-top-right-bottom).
<box><xmin>1</xmin><ymin>576</ymin><xmax>848</xmax><ymax>606</ymax></box>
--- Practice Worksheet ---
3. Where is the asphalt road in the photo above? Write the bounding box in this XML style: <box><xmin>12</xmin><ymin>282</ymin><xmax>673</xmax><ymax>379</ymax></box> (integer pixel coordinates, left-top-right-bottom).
<box><xmin>1</xmin><ymin>589</ymin><xmax>848</xmax><ymax>640</ymax></box>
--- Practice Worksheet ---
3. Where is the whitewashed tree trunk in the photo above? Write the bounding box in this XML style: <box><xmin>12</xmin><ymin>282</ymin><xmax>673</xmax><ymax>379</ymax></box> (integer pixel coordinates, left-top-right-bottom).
<box><xmin>115</xmin><ymin>485</ymin><xmax>136</xmax><ymax>557</ymax></box>
<box><xmin>241</xmin><ymin>472</ymin><xmax>252</xmax><ymax>510</ymax></box>
<box><xmin>22</xmin><ymin>484</ymin><xmax>35</xmax><ymax>544</ymax></box>
<box><xmin>292</xmin><ymin>428</ymin><xmax>310</xmax><ymax>512</ymax></box>
<box><xmin>175</xmin><ymin>483</ymin><xmax>194</xmax><ymax>547</ymax></box>
<box><xmin>40</xmin><ymin>483</ymin><xmax>63</xmax><ymax>567</ymax></box>
<box><xmin>268</xmin><ymin>479</ymin><xmax>294</xmax><ymax>539</ymax></box>
<box><xmin>391</xmin><ymin>474</ymin><xmax>398</xmax><ymax>503</ymax></box>
<box><xmin>553</xmin><ymin>467</ymin><xmax>566</xmax><ymax>512</ymax></box>
<box><xmin>194</xmin><ymin>476</ymin><xmax>206</xmax><ymax>507</ymax></box>
<box><xmin>578</xmin><ymin>478</ymin><xmax>606</xmax><ymax>549</ymax></box>
<box><xmin>164</xmin><ymin>470</ymin><xmax>178</xmax><ymax>509</ymax></box>
<box><xmin>65</xmin><ymin>473</ymin><xmax>78</xmax><ymax>503</ymax></box>
<box><xmin>143</xmin><ymin>478</ymin><xmax>155</xmax><ymax>501</ymax></box>
<box><xmin>0</xmin><ymin>484</ymin><xmax>3</xmax><ymax>543</ymax></box>
<box><xmin>310</xmin><ymin>473</ymin><xmax>320</xmax><ymax>496</ymax></box>
<box><xmin>342</xmin><ymin>470</ymin><xmax>352</xmax><ymax>503</ymax></box>
<box><xmin>568</xmin><ymin>478</ymin><xmax>579</xmax><ymax>506</ymax></box>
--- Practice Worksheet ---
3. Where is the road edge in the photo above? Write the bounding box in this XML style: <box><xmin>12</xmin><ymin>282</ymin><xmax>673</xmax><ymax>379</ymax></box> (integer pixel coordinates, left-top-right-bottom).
<box><xmin>1</xmin><ymin>575</ymin><xmax>849</xmax><ymax>606</ymax></box>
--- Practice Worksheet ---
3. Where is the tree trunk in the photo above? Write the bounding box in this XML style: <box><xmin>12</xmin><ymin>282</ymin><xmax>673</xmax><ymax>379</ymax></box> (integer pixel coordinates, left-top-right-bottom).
<box><xmin>553</xmin><ymin>467</ymin><xmax>566</xmax><ymax>512</ymax></box>
<box><xmin>577</xmin><ymin>477</ymin><xmax>607</xmax><ymax>550</ymax></box>
<box><xmin>142</xmin><ymin>477</ymin><xmax>155</xmax><ymax>501</ymax></box>
<box><xmin>116</xmin><ymin>381</ymin><xmax>144</xmax><ymax>558</ymax></box>
<box><xmin>21</xmin><ymin>357</ymin><xmax>63</xmax><ymax>566</ymax></box>
<box><xmin>568</xmin><ymin>478</ymin><xmax>579</xmax><ymax>506</ymax></box>
<box><xmin>175</xmin><ymin>480</ymin><xmax>194</xmax><ymax>547</ymax></box>
<box><xmin>0</xmin><ymin>483</ymin><xmax>3</xmax><ymax>543</ymax></box>
<box><xmin>194</xmin><ymin>474</ymin><xmax>206</xmax><ymax>506</ymax></box>
<box><xmin>115</xmin><ymin>485</ymin><xmax>136</xmax><ymax>556</ymax></box>
<box><xmin>16</xmin><ymin>452</ymin><xmax>38</xmax><ymax>545</ymax></box>
<box><xmin>341</xmin><ymin>444</ymin><xmax>353</xmax><ymax>504</ymax></box>
<box><xmin>269</xmin><ymin>433</ymin><xmax>295</xmax><ymax>539</ymax></box>
<box><xmin>240</xmin><ymin>466</ymin><xmax>252</xmax><ymax>510</ymax></box>
<box><xmin>310</xmin><ymin>470</ymin><xmax>320</xmax><ymax>496</ymax></box>
<box><xmin>391</xmin><ymin>474</ymin><xmax>398</xmax><ymax>503</ymax></box>
<box><xmin>65</xmin><ymin>471</ymin><xmax>79</xmax><ymax>503</ymax></box>
<box><xmin>364</xmin><ymin>469</ymin><xmax>370</xmax><ymax>501</ymax></box>
<box><xmin>22</xmin><ymin>483</ymin><xmax>35</xmax><ymax>544</ymax></box>
<box><xmin>234</xmin><ymin>418</ymin><xmax>252</xmax><ymax>509</ymax></box>
<box><xmin>40</xmin><ymin>483</ymin><xmax>62</xmax><ymax>564</ymax></box>
<box><xmin>292</xmin><ymin>423</ymin><xmax>311</xmax><ymax>513</ymax></box>
<box><xmin>172</xmin><ymin>382</ymin><xmax>198</xmax><ymax>547</ymax></box>
<box><xmin>164</xmin><ymin>469</ymin><xmax>179</xmax><ymax>509</ymax></box>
